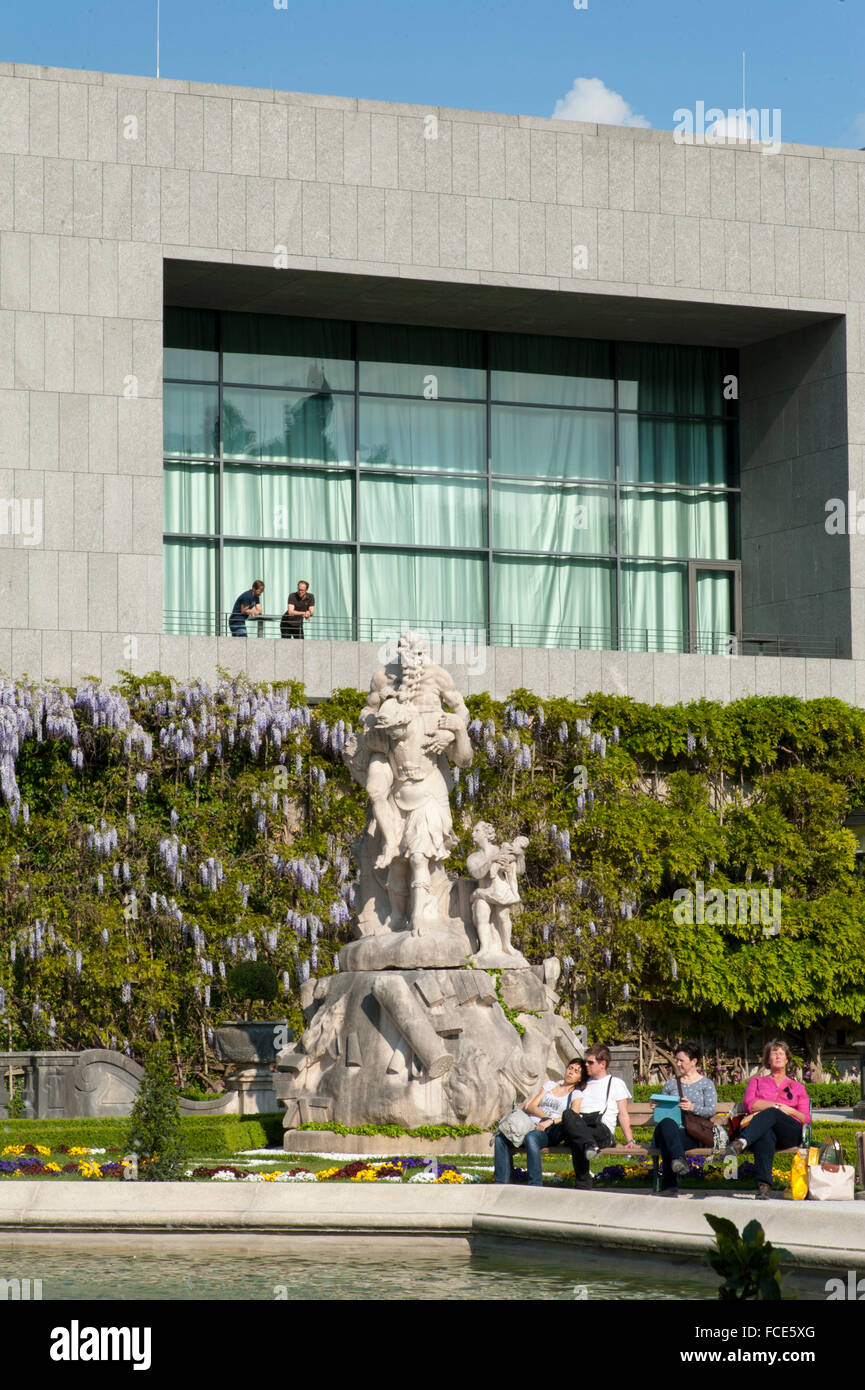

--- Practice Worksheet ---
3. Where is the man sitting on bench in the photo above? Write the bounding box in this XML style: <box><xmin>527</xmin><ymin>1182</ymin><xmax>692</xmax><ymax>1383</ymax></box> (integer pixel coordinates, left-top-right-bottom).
<box><xmin>562</xmin><ymin>1043</ymin><xmax>639</xmax><ymax>1190</ymax></box>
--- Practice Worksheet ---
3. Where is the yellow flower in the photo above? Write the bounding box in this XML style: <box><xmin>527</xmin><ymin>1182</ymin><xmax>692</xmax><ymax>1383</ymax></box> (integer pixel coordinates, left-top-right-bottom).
<box><xmin>78</xmin><ymin>1161</ymin><xmax>103</xmax><ymax>1179</ymax></box>
<box><xmin>350</xmin><ymin>1167</ymin><xmax>379</xmax><ymax>1182</ymax></box>
<box><xmin>2</xmin><ymin>1146</ymin><xmax>24</xmax><ymax>1157</ymax></box>
<box><xmin>68</xmin><ymin>1147</ymin><xmax>88</xmax><ymax>1157</ymax></box>
<box><xmin>44</xmin><ymin>1162</ymin><xmax>61</xmax><ymax>1173</ymax></box>
<box><xmin>34</xmin><ymin>1145</ymin><xmax>51</xmax><ymax>1156</ymax></box>
<box><xmin>263</xmin><ymin>1171</ymin><xmax>284</xmax><ymax>1182</ymax></box>
<box><xmin>435</xmin><ymin>1170</ymin><xmax>465</xmax><ymax>1183</ymax></box>
<box><xmin>316</xmin><ymin>1167</ymin><xmax>340</xmax><ymax>1181</ymax></box>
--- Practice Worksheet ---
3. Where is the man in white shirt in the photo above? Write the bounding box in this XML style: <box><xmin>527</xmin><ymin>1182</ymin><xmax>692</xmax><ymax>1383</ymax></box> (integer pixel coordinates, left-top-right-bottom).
<box><xmin>562</xmin><ymin>1043</ymin><xmax>638</xmax><ymax>1189</ymax></box>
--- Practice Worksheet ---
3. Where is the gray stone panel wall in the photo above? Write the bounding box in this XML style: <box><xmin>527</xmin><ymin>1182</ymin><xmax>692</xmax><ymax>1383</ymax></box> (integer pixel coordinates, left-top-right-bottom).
<box><xmin>5</xmin><ymin>630</ymin><xmax>865</xmax><ymax>711</ymax></box>
<box><xmin>740</xmin><ymin>319</ymin><xmax>851</xmax><ymax>655</ymax></box>
<box><xmin>2</xmin><ymin>62</ymin><xmax>865</xmax><ymax>690</ymax></box>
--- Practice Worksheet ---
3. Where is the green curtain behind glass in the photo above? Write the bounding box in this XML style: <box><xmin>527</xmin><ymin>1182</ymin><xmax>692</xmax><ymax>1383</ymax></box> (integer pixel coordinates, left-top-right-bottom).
<box><xmin>163</xmin><ymin>307</ymin><xmax>218</xmax><ymax>382</ymax></box>
<box><xmin>163</xmin><ymin>539</ymin><xmax>216</xmax><ymax>632</ymax></box>
<box><xmin>223</xmin><ymin>542</ymin><xmax>353</xmax><ymax>635</ymax></box>
<box><xmin>621</xmin><ymin>561</ymin><xmax>687</xmax><ymax>651</ymax></box>
<box><xmin>490</xmin><ymin>331</ymin><xmax>614</xmax><ymax>407</ymax></box>
<box><xmin>617</xmin><ymin>343</ymin><xmax>731</xmax><ymax>415</ymax></box>
<box><xmin>222</xmin><ymin>388</ymin><xmax>354</xmax><ymax>465</ymax></box>
<box><xmin>163</xmin><ymin>463</ymin><xmax>217</xmax><ymax>534</ymax></box>
<box><xmin>359</xmin><ymin>473</ymin><xmax>485</xmax><ymax>547</ymax></box>
<box><xmin>221</xmin><ymin>312</ymin><xmax>354</xmax><ymax>390</ymax></box>
<box><xmin>620</xmin><ymin>488</ymin><xmax>730</xmax><ymax>559</ymax></box>
<box><xmin>493</xmin><ymin>480</ymin><xmax>614</xmax><ymax>554</ymax></box>
<box><xmin>164</xmin><ymin>385</ymin><xmax>219</xmax><ymax>457</ymax></box>
<box><xmin>696</xmin><ymin>570</ymin><xmax>734</xmax><ymax>653</ymax></box>
<box><xmin>223</xmin><ymin>466</ymin><xmax>354</xmax><ymax>542</ymax></box>
<box><xmin>492</xmin><ymin>406</ymin><xmax>614</xmax><ymax>480</ymax></box>
<box><xmin>358</xmin><ymin>548</ymin><xmax>486</xmax><ymax>641</ymax></box>
<box><xmin>493</xmin><ymin>557</ymin><xmax>614</xmax><ymax>647</ymax></box>
<box><xmin>358</xmin><ymin>322</ymin><xmax>485</xmax><ymax>399</ymax></box>
<box><xmin>359</xmin><ymin>398</ymin><xmax>485</xmax><ymax>472</ymax></box>
<box><xmin>619</xmin><ymin>417</ymin><xmax>731</xmax><ymax>487</ymax></box>
<box><xmin>163</xmin><ymin>311</ymin><xmax>739</xmax><ymax>655</ymax></box>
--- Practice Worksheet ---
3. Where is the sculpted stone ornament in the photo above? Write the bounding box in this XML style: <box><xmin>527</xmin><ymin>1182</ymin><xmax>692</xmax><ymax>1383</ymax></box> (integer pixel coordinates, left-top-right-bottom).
<box><xmin>274</xmin><ymin>631</ymin><xmax>583</xmax><ymax>1142</ymax></box>
<box><xmin>342</xmin><ymin>629</ymin><xmax>473</xmax><ymax>964</ymax></box>
<box><xmin>467</xmin><ymin>821</ymin><xmax>530</xmax><ymax>968</ymax></box>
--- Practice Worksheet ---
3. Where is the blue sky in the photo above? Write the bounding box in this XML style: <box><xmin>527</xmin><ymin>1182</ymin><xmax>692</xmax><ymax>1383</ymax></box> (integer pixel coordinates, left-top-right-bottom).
<box><xmin>3</xmin><ymin>0</ymin><xmax>864</xmax><ymax>149</ymax></box>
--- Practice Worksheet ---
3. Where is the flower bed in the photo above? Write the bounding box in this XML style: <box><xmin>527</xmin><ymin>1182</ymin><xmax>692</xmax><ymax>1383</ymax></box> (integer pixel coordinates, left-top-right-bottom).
<box><xmin>190</xmin><ymin>1158</ymin><xmax>478</xmax><ymax>1183</ymax></box>
<box><xmin>0</xmin><ymin>1143</ymin><xmax>128</xmax><ymax>1179</ymax></box>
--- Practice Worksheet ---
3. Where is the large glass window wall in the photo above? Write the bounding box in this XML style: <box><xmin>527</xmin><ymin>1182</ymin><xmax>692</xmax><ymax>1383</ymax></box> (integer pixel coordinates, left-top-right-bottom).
<box><xmin>163</xmin><ymin>307</ymin><xmax>739</xmax><ymax>650</ymax></box>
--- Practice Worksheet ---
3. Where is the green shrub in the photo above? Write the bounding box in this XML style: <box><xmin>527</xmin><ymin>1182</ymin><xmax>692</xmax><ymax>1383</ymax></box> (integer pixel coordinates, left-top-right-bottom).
<box><xmin>633</xmin><ymin>1081</ymin><xmax>859</xmax><ymax>1107</ymax></box>
<box><xmin>0</xmin><ymin>1114</ymin><xmax>282</xmax><ymax>1156</ymax></box>
<box><xmin>226</xmin><ymin>961</ymin><xmax>279</xmax><ymax>1020</ymax></box>
<box><xmin>705</xmin><ymin>1216</ymin><xmax>794</xmax><ymax>1301</ymax></box>
<box><xmin>4</xmin><ymin>674</ymin><xmax>865</xmax><ymax>1070</ymax></box>
<box><xmin>125</xmin><ymin>1049</ymin><xmax>188</xmax><ymax>1179</ymax></box>
<box><xmin>297</xmin><ymin>1121</ymin><xmax>483</xmax><ymax>1140</ymax></box>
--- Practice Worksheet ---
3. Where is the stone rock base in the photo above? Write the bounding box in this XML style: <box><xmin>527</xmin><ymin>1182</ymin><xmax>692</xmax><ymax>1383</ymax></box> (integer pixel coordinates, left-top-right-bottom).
<box><xmin>282</xmin><ymin>1129</ymin><xmax>493</xmax><ymax>1156</ymax></box>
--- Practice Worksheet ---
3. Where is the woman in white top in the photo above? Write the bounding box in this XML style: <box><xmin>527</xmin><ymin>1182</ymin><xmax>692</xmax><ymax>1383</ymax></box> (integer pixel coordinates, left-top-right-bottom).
<box><xmin>494</xmin><ymin>1058</ymin><xmax>587</xmax><ymax>1186</ymax></box>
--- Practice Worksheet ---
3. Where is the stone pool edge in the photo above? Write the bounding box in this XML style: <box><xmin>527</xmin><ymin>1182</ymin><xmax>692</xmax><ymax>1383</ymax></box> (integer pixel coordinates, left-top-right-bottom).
<box><xmin>1</xmin><ymin>1185</ymin><xmax>864</xmax><ymax>1271</ymax></box>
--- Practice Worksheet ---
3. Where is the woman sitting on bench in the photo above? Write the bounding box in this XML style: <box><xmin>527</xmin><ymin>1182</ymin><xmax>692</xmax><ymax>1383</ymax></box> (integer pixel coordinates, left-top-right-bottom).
<box><xmin>727</xmin><ymin>1039</ymin><xmax>811</xmax><ymax>1200</ymax></box>
<box><xmin>652</xmin><ymin>1040</ymin><xmax>718</xmax><ymax>1197</ymax></box>
<box><xmin>493</xmin><ymin>1058</ymin><xmax>587</xmax><ymax>1187</ymax></box>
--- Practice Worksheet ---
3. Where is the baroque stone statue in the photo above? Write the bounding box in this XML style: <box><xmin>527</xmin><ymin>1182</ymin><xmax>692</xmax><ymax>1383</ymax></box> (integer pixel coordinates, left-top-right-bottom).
<box><xmin>274</xmin><ymin>630</ymin><xmax>584</xmax><ymax>1140</ymax></box>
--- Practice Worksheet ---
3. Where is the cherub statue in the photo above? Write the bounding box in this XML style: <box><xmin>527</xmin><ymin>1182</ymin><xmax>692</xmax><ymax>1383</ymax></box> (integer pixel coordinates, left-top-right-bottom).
<box><xmin>467</xmin><ymin>821</ymin><xmax>529</xmax><ymax>961</ymax></box>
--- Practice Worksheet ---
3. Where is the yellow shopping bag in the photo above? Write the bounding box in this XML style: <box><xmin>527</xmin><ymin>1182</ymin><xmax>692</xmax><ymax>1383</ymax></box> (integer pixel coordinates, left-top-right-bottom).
<box><xmin>790</xmin><ymin>1149</ymin><xmax>809</xmax><ymax>1200</ymax></box>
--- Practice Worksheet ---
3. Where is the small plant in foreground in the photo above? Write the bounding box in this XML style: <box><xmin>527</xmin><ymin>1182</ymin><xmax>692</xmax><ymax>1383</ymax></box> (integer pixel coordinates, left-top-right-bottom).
<box><xmin>705</xmin><ymin>1214</ymin><xmax>794</xmax><ymax>1301</ymax></box>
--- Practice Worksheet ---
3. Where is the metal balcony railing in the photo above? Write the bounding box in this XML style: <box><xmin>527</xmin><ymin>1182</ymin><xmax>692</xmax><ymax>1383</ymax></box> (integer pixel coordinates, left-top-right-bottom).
<box><xmin>162</xmin><ymin>611</ymin><xmax>843</xmax><ymax>659</ymax></box>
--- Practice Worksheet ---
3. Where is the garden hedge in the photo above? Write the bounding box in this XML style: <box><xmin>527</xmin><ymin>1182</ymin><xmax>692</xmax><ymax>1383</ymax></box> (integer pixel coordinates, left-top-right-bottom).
<box><xmin>0</xmin><ymin>1113</ymin><xmax>285</xmax><ymax>1156</ymax></box>
<box><xmin>2</xmin><ymin>675</ymin><xmax>865</xmax><ymax>1074</ymax></box>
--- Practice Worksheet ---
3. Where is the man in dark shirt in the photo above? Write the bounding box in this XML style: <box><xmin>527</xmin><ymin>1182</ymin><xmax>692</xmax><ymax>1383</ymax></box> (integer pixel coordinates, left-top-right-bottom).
<box><xmin>229</xmin><ymin>579</ymin><xmax>264</xmax><ymax>636</ymax></box>
<box><xmin>280</xmin><ymin>580</ymin><xmax>315</xmax><ymax>639</ymax></box>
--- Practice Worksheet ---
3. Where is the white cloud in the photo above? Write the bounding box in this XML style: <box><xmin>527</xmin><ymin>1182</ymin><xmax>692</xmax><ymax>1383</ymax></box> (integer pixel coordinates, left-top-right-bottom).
<box><xmin>552</xmin><ymin>77</ymin><xmax>650</xmax><ymax>129</ymax></box>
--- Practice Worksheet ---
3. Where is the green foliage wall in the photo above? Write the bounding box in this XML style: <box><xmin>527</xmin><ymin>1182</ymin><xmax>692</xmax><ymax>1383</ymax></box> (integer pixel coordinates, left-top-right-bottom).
<box><xmin>1</xmin><ymin>675</ymin><xmax>865</xmax><ymax>1071</ymax></box>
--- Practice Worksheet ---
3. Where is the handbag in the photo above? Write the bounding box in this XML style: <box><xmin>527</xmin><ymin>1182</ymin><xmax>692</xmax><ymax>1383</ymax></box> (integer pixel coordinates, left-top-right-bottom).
<box><xmin>562</xmin><ymin>1077</ymin><xmax>613</xmax><ymax>1144</ymax></box>
<box><xmin>676</xmin><ymin>1077</ymin><xmax>714</xmax><ymax>1148</ymax></box>
<box><xmin>496</xmin><ymin>1104</ymin><xmax>538</xmax><ymax>1147</ymax></box>
<box><xmin>726</xmin><ymin>1108</ymin><xmax>756</xmax><ymax>1139</ymax></box>
<box><xmin>807</xmin><ymin>1138</ymin><xmax>855</xmax><ymax>1202</ymax></box>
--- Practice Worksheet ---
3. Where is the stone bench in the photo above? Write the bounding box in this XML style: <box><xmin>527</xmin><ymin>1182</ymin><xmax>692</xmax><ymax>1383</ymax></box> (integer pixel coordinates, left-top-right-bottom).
<box><xmin>543</xmin><ymin>1100</ymin><xmax>811</xmax><ymax>1193</ymax></box>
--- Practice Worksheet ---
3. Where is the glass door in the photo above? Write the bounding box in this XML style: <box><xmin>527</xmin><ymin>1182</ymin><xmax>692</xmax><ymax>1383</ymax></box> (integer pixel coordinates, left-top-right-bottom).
<box><xmin>688</xmin><ymin>562</ymin><xmax>740</xmax><ymax>655</ymax></box>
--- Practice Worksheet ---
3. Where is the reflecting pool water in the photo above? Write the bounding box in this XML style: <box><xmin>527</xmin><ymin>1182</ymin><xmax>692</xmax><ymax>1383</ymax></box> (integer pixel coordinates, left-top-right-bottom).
<box><xmin>0</xmin><ymin>1236</ymin><xmax>725</xmax><ymax>1300</ymax></box>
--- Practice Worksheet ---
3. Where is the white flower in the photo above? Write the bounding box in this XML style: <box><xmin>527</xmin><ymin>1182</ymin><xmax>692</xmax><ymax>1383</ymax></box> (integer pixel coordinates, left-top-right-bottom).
<box><xmin>407</xmin><ymin>1171</ymin><xmax>438</xmax><ymax>1183</ymax></box>
<box><xmin>210</xmin><ymin>1169</ymin><xmax>238</xmax><ymax>1181</ymax></box>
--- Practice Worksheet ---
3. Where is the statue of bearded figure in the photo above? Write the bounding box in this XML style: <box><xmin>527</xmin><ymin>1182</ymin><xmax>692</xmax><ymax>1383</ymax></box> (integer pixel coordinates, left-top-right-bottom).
<box><xmin>344</xmin><ymin>631</ymin><xmax>473</xmax><ymax>935</ymax></box>
<box><xmin>364</xmin><ymin>630</ymin><xmax>471</xmax><ymax>727</ymax></box>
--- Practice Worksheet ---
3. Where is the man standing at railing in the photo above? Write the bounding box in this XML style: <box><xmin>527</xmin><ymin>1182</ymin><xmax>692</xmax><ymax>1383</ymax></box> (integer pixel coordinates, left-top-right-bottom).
<box><xmin>229</xmin><ymin>579</ymin><xmax>264</xmax><ymax>636</ymax></box>
<box><xmin>280</xmin><ymin>580</ymin><xmax>315</xmax><ymax>639</ymax></box>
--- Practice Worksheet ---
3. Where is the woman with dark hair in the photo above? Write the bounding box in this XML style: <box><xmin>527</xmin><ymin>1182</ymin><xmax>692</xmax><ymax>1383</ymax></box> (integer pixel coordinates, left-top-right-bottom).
<box><xmin>494</xmin><ymin>1058</ymin><xmax>587</xmax><ymax>1187</ymax></box>
<box><xmin>651</xmin><ymin>1041</ymin><xmax>718</xmax><ymax>1197</ymax></box>
<box><xmin>728</xmin><ymin>1039</ymin><xmax>811</xmax><ymax>1199</ymax></box>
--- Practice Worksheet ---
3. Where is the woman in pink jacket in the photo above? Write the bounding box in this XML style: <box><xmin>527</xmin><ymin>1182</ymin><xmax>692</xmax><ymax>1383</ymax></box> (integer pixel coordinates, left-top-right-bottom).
<box><xmin>728</xmin><ymin>1039</ymin><xmax>811</xmax><ymax>1198</ymax></box>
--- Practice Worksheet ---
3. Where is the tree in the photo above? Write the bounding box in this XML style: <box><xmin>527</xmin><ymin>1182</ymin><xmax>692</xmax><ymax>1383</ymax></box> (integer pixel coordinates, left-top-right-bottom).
<box><xmin>226</xmin><ymin>961</ymin><xmax>278</xmax><ymax>1021</ymax></box>
<box><xmin>125</xmin><ymin>1047</ymin><xmax>187</xmax><ymax>1181</ymax></box>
